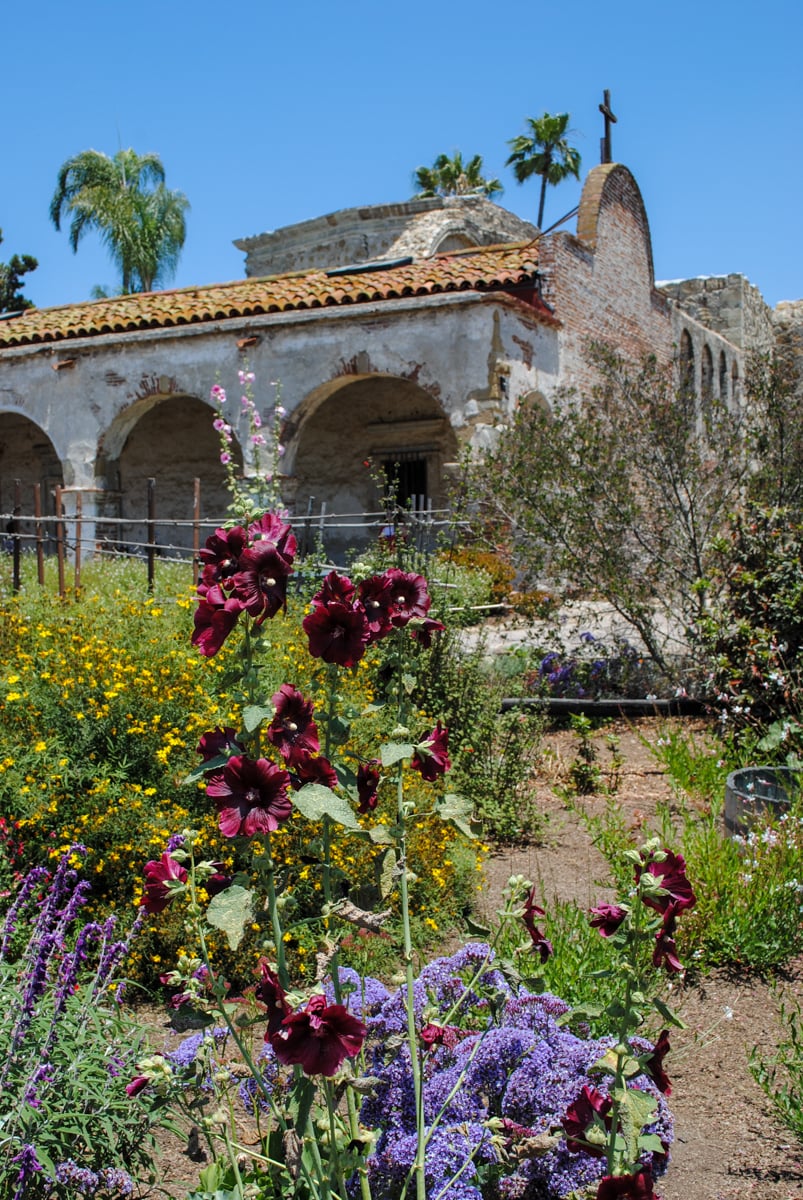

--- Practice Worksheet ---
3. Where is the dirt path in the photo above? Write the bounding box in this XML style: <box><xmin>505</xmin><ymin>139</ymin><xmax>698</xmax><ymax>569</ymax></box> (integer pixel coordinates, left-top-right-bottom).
<box><xmin>481</xmin><ymin>719</ymin><xmax>803</xmax><ymax>1200</ymax></box>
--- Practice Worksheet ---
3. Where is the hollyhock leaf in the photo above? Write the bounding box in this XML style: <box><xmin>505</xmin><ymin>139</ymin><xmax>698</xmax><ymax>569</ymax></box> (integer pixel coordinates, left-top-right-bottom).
<box><xmin>380</xmin><ymin>742</ymin><xmax>414</xmax><ymax>767</ymax></box>
<box><xmin>435</xmin><ymin>792</ymin><xmax>477</xmax><ymax>838</ymax></box>
<box><xmin>243</xmin><ymin>704</ymin><xmax>275</xmax><ymax>733</ymax></box>
<box><xmin>292</xmin><ymin>783</ymin><xmax>359</xmax><ymax>829</ymax></box>
<box><xmin>652</xmin><ymin>996</ymin><xmax>687</xmax><ymax>1029</ymax></box>
<box><xmin>465</xmin><ymin>914</ymin><xmax>491</xmax><ymax>936</ymax></box>
<box><xmin>638</xmin><ymin>1133</ymin><xmax>667</xmax><ymax>1153</ymax></box>
<box><xmin>183</xmin><ymin>754</ymin><xmax>228</xmax><ymax>785</ymax></box>
<box><xmin>206</xmin><ymin>885</ymin><xmax>254</xmax><ymax>950</ymax></box>
<box><xmin>620</xmin><ymin>1087</ymin><xmax>658</xmax><ymax>1160</ymax></box>
<box><xmin>402</xmin><ymin>672</ymin><xmax>416</xmax><ymax>695</ymax></box>
<box><xmin>368</xmin><ymin>824</ymin><xmax>395</xmax><ymax>844</ymax></box>
<box><xmin>379</xmin><ymin>848</ymin><xmax>396</xmax><ymax>899</ymax></box>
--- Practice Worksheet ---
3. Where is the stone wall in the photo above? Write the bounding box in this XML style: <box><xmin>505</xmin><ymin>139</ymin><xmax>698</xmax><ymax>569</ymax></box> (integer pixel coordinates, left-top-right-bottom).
<box><xmin>234</xmin><ymin>196</ymin><xmax>537</xmax><ymax>277</ymax></box>
<box><xmin>657</xmin><ymin>274</ymin><xmax>775</xmax><ymax>355</ymax></box>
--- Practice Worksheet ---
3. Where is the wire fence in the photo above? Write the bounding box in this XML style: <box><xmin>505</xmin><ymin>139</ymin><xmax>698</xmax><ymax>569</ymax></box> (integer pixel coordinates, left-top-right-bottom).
<box><xmin>0</xmin><ymin>477</ymin><xmax>461</xmax><ymax>595</ymax></box>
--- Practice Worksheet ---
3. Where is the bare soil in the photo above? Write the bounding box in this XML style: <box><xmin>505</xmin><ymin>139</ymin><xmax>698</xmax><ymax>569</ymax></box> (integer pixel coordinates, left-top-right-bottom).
<box><xmin>137</xmin><ymin>719</ymin><xmax>803</xmax><ymax>1199</ymax></box>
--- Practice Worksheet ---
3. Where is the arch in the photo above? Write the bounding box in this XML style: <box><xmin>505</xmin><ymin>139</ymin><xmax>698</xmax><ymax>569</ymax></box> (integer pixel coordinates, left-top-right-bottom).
<box><xmin>431</xmin><ymin>232</ymin><xmax>476</xmax><ymax>255</ymax></box>
<box><xmin>679</xmin><ymin>330</ymin><xmax>695</xmax><ymax>402</ymax></box>
<box><xmin>731</xmin><ymin>361</ymin><xmax>741</xmax><ymax>405</ymax></box>
<box><xmin>701</xmin><ymin>344</ymin><xmax>714</xmax><ymax>410</ymax></box>
<box><xmin>102</xmin><ymin>395</ymin><xmax>243</xmax><ymax>557</ymax></box>
<box><xmin>576</xmin><ymin>164</ymin><xmax>656</xmax><ymax>284</ymax></box>
<box><xmin>0</xmin><ymin>411</ymin><xmax>63</xmax><ymax>535</ymax></box>
<box><xmin>719</xmin><ymin>351</ymin><xmax>728</xmax><ymax>401</ymax></box>
<box><xmin>290</xmin><ymin>374</ymin><xmax>458</xmax><ymax>558</ymax></box>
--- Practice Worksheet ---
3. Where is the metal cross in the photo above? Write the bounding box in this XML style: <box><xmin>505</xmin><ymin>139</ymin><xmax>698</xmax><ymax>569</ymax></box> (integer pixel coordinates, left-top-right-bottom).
<box><xmin>599</xmin><ymin>89</ymin><xmax>617</xmax><ymax>164</ymax></box>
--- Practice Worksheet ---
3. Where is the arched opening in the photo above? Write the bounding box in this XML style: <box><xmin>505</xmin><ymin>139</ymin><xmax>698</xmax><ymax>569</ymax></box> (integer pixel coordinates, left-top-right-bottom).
<box><xmin>679</xmin><ymin>330</ymin><xmax>695</xmax><ymax>400</ymax></box>
<box><xmin>0</xmin><ymin>413</ymin><xmax>63</xmax><ymax>552</ymax></box>
<box><xmin>110</xmin><ymin>396</ymin><xmax>243</xmax><ymax>558</ymax></box>
<box><xmin>701</xmin><ymin>344</ymin><xmax>714</xmax><ymax>411</ymax></box>
<box><xmin>731</xmin><ymin>362</ymin><xmax>741</xmax><ymax>406</ymax></box>
<box><xmin>719</xmin><ymin>351</ymin><xmax>728</xmax><ymax>401</ymax></box>
<box><xmin>292</xmin><ymin>375</ymin><xmax>458</xmax><ymax>560</ymax></box>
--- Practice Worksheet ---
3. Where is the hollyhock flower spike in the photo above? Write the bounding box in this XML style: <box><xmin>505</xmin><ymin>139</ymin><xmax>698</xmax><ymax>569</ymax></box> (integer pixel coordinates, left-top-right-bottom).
<box><xmin>206</xmin><ymin>755</ymin><xmax>292</xmax><ymax>837</ymax></box>
<box><xmin>267</xmin><ymin>684</ymin><xmax>320</xmax><ymax>765</ymax></box>
<box><xmin>140</xmin><ymin>853</ymin><xmax>188</xmax><ymax>914</ymax></box>
<box><xmin>270</xmin><ymin>993</ymin><xmax>367</xmax><ymax>1077</ymax></box>
<box><xmin>589</xmin><ymin>902</ymin><xmax>628</xmax><ymax>937</ymax></box>
<box><xmin>411</xmin><ymin>721</ymin><xmax>451</xmax><ymax>781</ymax></box>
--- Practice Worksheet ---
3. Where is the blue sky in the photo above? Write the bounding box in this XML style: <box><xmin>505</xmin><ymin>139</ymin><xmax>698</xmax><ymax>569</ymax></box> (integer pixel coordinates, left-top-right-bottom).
<box><xmin>4</xmin><ymin>0</ymin><xmax>801</xmax><ymax>310</ymax></box>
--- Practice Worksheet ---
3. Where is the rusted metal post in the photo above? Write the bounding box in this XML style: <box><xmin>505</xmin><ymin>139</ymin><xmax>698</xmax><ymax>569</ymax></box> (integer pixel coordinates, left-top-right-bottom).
<box><xmin>192</xmin><ymin>477</ymin><xmax>201</xmax><ymax>581</ymax></box>
<box><xmin>55</xmin><ymin>486</ymin><xmax>66</xmax><ymax>599</ymax></box>
<box><xmin>147</xmin><ymin>477</ymin><xmax>156</xmax><ymax>592</ymax></box>
<box><xmin>11</xmin><ymin>479</ymin><xmax>21</xmax><ymax>593</ymax></box>
<box><xmin>33</xmin><ymin>484</ymin><xmax>45</xmax><ymax>586</ymax></box>
<box><xmin>74</xmin><ymin>492</ymin><xmax>82</xmax><ymax>594</ymax></box>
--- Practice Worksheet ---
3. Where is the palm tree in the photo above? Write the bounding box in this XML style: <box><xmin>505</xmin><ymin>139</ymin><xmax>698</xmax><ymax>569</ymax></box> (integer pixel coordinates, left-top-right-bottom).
<box><xmin>50</xmin><ymin>148</ymin><xmax>189</xmax><ymax>294</ymax></box>
<box><xmin>505</xmin><ymin>113</ymin><xmax>581</xmax><ymax>229</ymax></box>
<box><xmin>413</xmin><ymin>152</ymin><xmax>503</xmax><ymax>200</ymax></box>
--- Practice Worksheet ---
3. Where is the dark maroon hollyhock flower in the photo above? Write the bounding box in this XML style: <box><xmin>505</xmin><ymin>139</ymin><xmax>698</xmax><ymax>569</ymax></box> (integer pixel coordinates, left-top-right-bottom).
<box><xmin>291</xmin><ymin>754</ymin><xmax>338</xmax><ymax>791</ymax></box>
<box><xmin>357</xmin><ymin>574</ymin><xmax>395</xmax><ymax>642</ymax></box>
<box><xmin>247</xmin><ymin>512</ymin><xmax>297</xmax><ymax>563</ymax></box>
<box><xmin>126</xmin><ymin>1075</ymin><xmax>149</xmax><ymax>1097</ymax></box>
<box><xmin>139</xmin><ymin>853</ymin><xmax>188</xmax><ymax>914</ymax></box>
<box><xmin>562</xmin><ymin>1084</ymin><xmax>613</xmax><ymax>1156</ymax></box>
<box><xmin>589</xmin><ymin>903</ymin><xmax>628</xmax><ymax>937</ymax></box>
<box><xmin>192</xmin><ymin>594</ymin><xmax>243</xmax><ymax>657</ymax></box>
<box><xmin>411</xmin><ymin>722</ymin><xmax>451</xmax><ymax>782</ymax></box>
<box><xmin>652</xmin><ymin>903</ymin><xmax>684</xmax><ymax>974</ymax></box>
<box><xmin>205</xmin><ymin>871</ymin><xmax>233</xmax><ymax>897</ymax></box>
<box><xmin>637</xmin><ymin>850</ymin><xmax>696</xmax><ymax>915</ymax></box>
<box><xmin>596</xmin><ymin>1168</ymin><xmax>658</xmax><ymax>1199</ymax></box>
<box><xmin>199</xmin><ymin>525</ymin><xmax>248</xmax><ymax>583</ymax></box>
<box><xmin>231</xmin><ymin>542</ymin><xmax>292</xmax><ymax>623</ymax></box>
<box><xmin>420</xmin><ymin>1022</ymin><xmax>461</xmax><ymax>1049</ymax></box>
<box><xmin>313</xmin><ymin>571</ymin><xmax>356</xmax><ymax>608</ymax></box>
<box><xmin>197</xmin><ymin>726</ymin><xmax>243</xmax><ymax>762</ymax></box>
<box><xmin>385</xmin><ymin>568</ymin><xmax>432</xmax><ymax>627</ymax></box>
<box><xmin>410</xmin><ymin>617</ymin><xmax>446</xmax><ymax>648</ymax></box>
<box><xmin>645</xmin><ymin>1029</ymin><xmax>672</xmax><ymax>1095</ymax></box>
<box><xmin>270</xmin><ymin>993</ymin><xmax>367</xmax><ymax>1077</ymax></box>
<box><xmin>206</xmin><ymin>755</ymin><xmax>292</xmax><ymax>838</ymax></box>
<box><xmin>255</xmin><ymin>960</ymin><xmax>291</xmax><ymax>1039</ymax></box>
<box><xmin>357</xmin><ymin>762</ymin><xmax>381</xmax><ymax>813</ymax></box>
<box><xmin>522</xmin><ymin>886</ymin><xmax>553</xmax><ymax>962</ymax></box>
<box><xmin>303</xmin><ymin>601</ymin><xmax>370</xmax><ymax>668</ymax></box>
<box><xmin>267</xmin><ymin>684</ymin><xmax>320</xmax><ymax>765</ymax></box>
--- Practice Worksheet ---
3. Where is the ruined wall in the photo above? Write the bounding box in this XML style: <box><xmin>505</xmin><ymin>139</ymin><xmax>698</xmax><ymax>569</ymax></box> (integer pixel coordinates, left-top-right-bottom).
<box><xmin>774</xmin><ymin>300</ymin><xmax>803</xmax><ymax>401</ymax></box>
<box><xmin>234</xmin><ymin>197</ymin><xmax>537</xmax><ymax>277</ymax></box>
<box><xmin>657</xmin><ymin>274</ymin><xmax>775</xmax><ymax>355</ymax></box>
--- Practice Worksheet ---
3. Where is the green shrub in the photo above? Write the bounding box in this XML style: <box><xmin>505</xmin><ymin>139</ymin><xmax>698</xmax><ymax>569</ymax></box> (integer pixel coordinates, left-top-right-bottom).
<box><xmin>750</xmin><ymin>991</ymin><xmax>803</xmax><ymax>1143</ymax></box>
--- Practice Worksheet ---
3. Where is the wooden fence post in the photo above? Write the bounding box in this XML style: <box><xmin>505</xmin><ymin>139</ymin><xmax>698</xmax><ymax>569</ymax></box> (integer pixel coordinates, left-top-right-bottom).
<box><xmin>192</xmin><ymin>477</ymin><xmax>201</xmax><ymax>582</ymax></box>
<box><xmin>74</xmin><ymin>492</ymin><xmax>82</xmax><ymax>594</ymax></box>
<box><xmin>147</xmin><ymin>477</ymin><xmax>156</xmax><ymax>592</ymax></box>
<box><xmin>55</xmin><ymin>486</ymin><xmax>65</xmax><ymax>599</ymax></box>
<box><xmin>33</xmin><ymin>484</ymin><xmax>45</xmax><ymax>586</ymax></box>
<box><xmin>11</xmin><ymin>479</ymin><xmax>21</xmax><ymax>593</ymax></box>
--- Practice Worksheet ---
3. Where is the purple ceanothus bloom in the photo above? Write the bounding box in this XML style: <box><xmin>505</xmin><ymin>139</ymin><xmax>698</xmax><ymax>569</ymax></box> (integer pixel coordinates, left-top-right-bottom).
<box><xmin>206</xmin><ymin>755</ymin><xmax>292</xmax><ymax>837</ymax></box>
<box><xmin>270</xmin><ymin>993</ymin><xmax>367</xmax><ymax>1077</ymax></box>
<box><xmin>267</xmin><ymin>684</ymin><xmax>320</xmax><ymax>765</ymax></box>
<box><xmin>561</xmin><ymin>1084</ymin><xmax>613</xmax><ymax>1156</ymax></box>
<box><xmin>357</xmin><ymin>761</ymin><xmax>381</xmax><ymax>813</ymax></box>
<box><xmin>637</xmin><ymin>850</ymin><xmax>696</xmax><ymax>915</ymax></box>
<box><xmin>140</xmin><ymin>853</ymin><xmax>188</xmax><ymax>914</ymax></box>
<box><xmin>411</xmin><ymin>722</ymin><xmax>451</xmax><ymax>781</ymax></box>
<box><xmin>521</xmin><ymin>886</ymin><xmax>553</xmax><ymax>962</ymax></box>
<box><xmin>303</xmin><ymin>600</ymin><xmax>370</xmax><ymax>667</ymax></box>
<box><xmin>384</xmin><ymin>568</ymin><xmax>432</xmax><ymax>626</ymax></box>
<box><xmin>589</xmin><ymin>903</ymin><xmax>628</xmax><ymax>937</ymax></box>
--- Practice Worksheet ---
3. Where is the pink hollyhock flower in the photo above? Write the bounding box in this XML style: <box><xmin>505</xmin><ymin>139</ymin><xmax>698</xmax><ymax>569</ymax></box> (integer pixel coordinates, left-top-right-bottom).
<box><xmin>411</xmin><ymin>722</ymin><xmax>451</xmax><ymax>781</ymax></box>
<box><xmin>126</xmin><ymin>1075</ymin><xmax>149</xmax><ymax>1097</ymax></box>
<box><xmin>313</xmin><ymin>571</ymin><xmax>357</xmax><ymax>608</ymax></box>
<box><xmin>290</xmin><ymin>754</ymin><xmax>338</xmax><ymax>790</ymax></box>
<box><xmin>637</xmin><ymin>850</ymin><xmax>696</xmax><ymax>915</ymax></box>
<box><xmin>303</xmin><ymin>601</ymin><xmax>370</xmax><ymax>667</ymax></box>
<box><xmin>196</xmin><ymin>727</ymin><xmax>243</xmax><ymax>762</ymax></box>
<box><xmin>357</xmin><ymin>574</ymin><xmax>395</xmax><ymax>642</ymax></box>
<box><xmin>192</xmin><ymin>593</ymin><xmax>243</xmax><ymax>657</ymax></box>
<box><xmin>562</xmin><ymin>1083</ymin><xmax>612</xmax><ymax>1156</ymax></box>
<box><xmin>206</xmin><ymin>755</ymin><xmax>292</xmax><ymax>838</ymax></box>
<box><xmin>645</xmin><ymin>1029</ymin><xmax>672</xmax><ymax>1095</ymax></box>
<box><xmin>589</xmin><ymin>903</ymin><xmax>627</xmax><ymax>937</ymax></box>
<box><xmin>270</xmin><ymin>993</ymin><xmax>367</xmax><ymax>1077</ymax></box>
<box><xmin>652</xmin><ymin>903</ymin><xmax>685</xmax><ymax>973</ymax></box>
<box><xmin>596</xmin><ymin>1168</ymin><xmax>659</xmax><ymax>1199</ymax></box>
<box><xmin>384</xmin><ymin>568</ymin><xmax>432</xmax><ymax>626</ymax></box>
<box><xmin>232</xmin><ymin>542</ymin><xmax>292</xmax><ymax>623</ymax></box>
<box><xmin>522</xmin><ymin>885</ymin><xmax>553</xmax><ymax>962</ymax></box>
<box><xmin>255</xmin><ymin>960</ymin><xmax>291</xmax><ymax>1038</ymax></box>
<box><xmin>267</xmin><ymin>685</ymin><xmax>320</xmax><ymax>765</ymax></box>
<box><xmin>140</xmin><ymin>853</ymin><xmax>188</xmax><ymax>914</ymax></box>
<box><xmin>357</xmin><ymin>762</ymin><xmax>381</xmax><ymax>813</ymax></box>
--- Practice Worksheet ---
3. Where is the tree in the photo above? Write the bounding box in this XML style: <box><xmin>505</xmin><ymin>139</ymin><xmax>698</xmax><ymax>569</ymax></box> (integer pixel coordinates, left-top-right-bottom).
<box><xmin>413</xmin><ymin>152</ymin><xmax>503</xmax><ymax>199</ymax></box>
<box><xmin>469</xmin><ymin>345</ymin><xmax>750</xmax><ymax>678</ymax></box>
<box><xmin>506</xmin><ymin>112</ymin><xmax>581</xmax><ymax>229</ymax></box>
<box><xmin>49</xmin><ymin>148</ymin><xmax>189</xmax><ymax>294</ymax></box>
<box><xmin>0</xmin><ymin>230</ymin><xmax>37</xmax><ymax>312</ymax></box>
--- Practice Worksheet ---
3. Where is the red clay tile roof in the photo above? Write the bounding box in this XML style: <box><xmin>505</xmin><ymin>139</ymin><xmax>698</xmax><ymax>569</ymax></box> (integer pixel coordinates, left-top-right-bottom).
<box><xmin>0</xmin><ymin>242</ymin><xmax>550</xmax><ymax>350</ymax></box>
